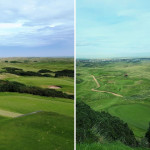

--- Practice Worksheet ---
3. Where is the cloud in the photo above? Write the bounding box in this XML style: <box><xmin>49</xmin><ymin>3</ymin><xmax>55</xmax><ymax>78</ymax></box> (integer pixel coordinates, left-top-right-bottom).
<box><xmin>0</xmin><ymin>0</ymin><xmax>74</xmax><ymax>47</ymax></box>
<box><xmin>77</xmin><ymin>0</ymin><xmax>150</xmax><ymax>58</ymax></box>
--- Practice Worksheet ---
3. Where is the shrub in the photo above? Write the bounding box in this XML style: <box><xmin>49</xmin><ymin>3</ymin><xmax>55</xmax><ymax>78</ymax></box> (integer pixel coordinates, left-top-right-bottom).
<box><xmin>0</xmin><ymin>80</ymin><xmax>73</xmax><ymax>99</ymax></box>
<box><xmin>38</xmin><ymin>69</ymin><xmax>53</xmax><ymax>73</ymax></box>
<box><xmin>2</xmin><ymin>67</ymin><xmax>52</xmax><ymax>77</ymax></box>
<box><xmin>76</xmin><ymin>101</ymin><xmax>138</xmax><ymax>147</ymax></box>
<box><xmin>145</xmin><ymin>122</ymin><xmax>150</xmax><ymax>147</ymax></box>
<box><xmin>10</xmin><ymin>61</ymin><xmax>22</xmax><ymax>63</ymax></box>
<box><xmin>55</xmin><ymin>69</ymin><xmax>74</xmax><ymax>77</ymax></box>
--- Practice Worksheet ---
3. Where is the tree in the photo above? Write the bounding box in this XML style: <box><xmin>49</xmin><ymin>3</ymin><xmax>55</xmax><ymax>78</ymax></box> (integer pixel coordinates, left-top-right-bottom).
<box><xmin>145</xmin><ymin>122</ymin><xmax>150</xmax><ymax>147</ymax></box>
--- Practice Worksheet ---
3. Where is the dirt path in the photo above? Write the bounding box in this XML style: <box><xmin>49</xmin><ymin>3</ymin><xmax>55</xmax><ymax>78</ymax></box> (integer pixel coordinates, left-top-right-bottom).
<box><xmin>16</xmin><ymin>110</ymin><xmax>43</xmax><ymax>118</ymax></box>
<box><xmin>0</xmin><ymin>109</ymin><xmax>22</xmax><ymax>118</ymax></box>
<box><xmin>91</xmin><ymin>88</ymin><xmax>123</xmax><ymax>97</ymax></box>
<box><xmin>91</xmin><ymin>75</ymin><xmax>123</xmax><ymax>97</ymax></box>
<box><xmin>91</xmin><ymin>75</ymin><xmax>100</xmax><ymax>88</ymax></box>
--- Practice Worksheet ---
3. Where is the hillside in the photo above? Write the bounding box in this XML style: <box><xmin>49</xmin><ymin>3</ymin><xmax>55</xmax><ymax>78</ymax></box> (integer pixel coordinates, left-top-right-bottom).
<box><xmin>77</xmin><ymin>58</ymin><xmax>150</xmax><ymax>149</ymax></box>
<box><xmin>0</xmin><ymin>58</ymin><xmax>74</xmax><ymax>150</ymax></box>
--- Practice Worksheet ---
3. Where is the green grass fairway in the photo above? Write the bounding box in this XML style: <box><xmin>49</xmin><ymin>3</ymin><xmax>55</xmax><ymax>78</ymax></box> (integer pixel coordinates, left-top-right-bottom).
<box><xmin>77</xmin><ymin>143</ymin><xmax>149</xmax><ymax>150</ymax></box>
<box><xmin>77</xmin><ymin>59</ymin><xmax>150</xmax><ymax>139</ymax></box>
<box><xmin>0</xmin><ymin>58</ymin><xmax>74</xmax><ymax>150</ymax></box>
<box><xmin>0</xmin><ymin>92</ymin><xmax>74</xmax><ymax>117</ymax></box>
<box><xmin>7</xmin><ymin>76</ymin><xmax>74</xmax><ymax>94</ymax></box>
<box><xmin>0</xmin><ymin>112</ymin><xmax>74</xmax><ymax>150</ymax></box>
<box><xmin>108</xmin><ymin>104</ymin><xmax>150</xmax><ymax>137</ymax></box>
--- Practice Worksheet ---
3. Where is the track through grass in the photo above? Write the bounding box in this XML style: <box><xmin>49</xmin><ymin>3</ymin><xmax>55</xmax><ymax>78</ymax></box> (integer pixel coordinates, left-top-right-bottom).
<box><xmin>77</xmin><ymin>60</ymin><xmax>150</xmax><ymax>139</ymax></box>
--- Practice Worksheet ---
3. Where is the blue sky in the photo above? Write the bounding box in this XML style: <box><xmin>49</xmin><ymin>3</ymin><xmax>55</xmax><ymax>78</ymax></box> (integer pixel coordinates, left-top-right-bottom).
<box><xmin>0</xmin><ymin>0</ymin><xmax>74</xmax><ymax>57</ymax></box>
<box><xmin>77</xmin><ymin>0</ymin><xmax>150</xmax><ymax>58</ymax></box>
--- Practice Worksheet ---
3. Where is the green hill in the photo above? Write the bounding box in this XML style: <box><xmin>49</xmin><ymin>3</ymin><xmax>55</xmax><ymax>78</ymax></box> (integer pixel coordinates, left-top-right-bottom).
<box><xmin>0</xmin><ymin>112</ymin><xmax>74</xmax><ymax>150</ymax></box>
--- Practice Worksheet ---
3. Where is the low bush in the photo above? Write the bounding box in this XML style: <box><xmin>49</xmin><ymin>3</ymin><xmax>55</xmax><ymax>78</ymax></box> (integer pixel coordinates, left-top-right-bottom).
<box><xmin>38</xmin><ymin>69</ymin><xmax>53</xmax><ymax>73</ymax></box>
<box><xmin>10</xmin><ymin>61</ymin><xmax>22</xmax><ymax>63</ymax></box>
<box><xmin>145</xmin><ymin>123</ymin><xmax>150</xmax><ymax>147</ymax></box>
<box><xmin>55</xmin><ymin>69</ymin><xmax>74</xmax><ymax>77</ymax></box>
<box><xmin>0</xmin><ymin>80</ymin><xmax>73</xmax><ymax>99</ymax></box>
<box><xmin>76</xmin><ymin>101</ymin><xmax>138</xmax><ymax>147</ymax></box>
<box><xmin>2</xmin><ymin>67</ymin><xmax>52</xmax><ymax>77</ymax></box>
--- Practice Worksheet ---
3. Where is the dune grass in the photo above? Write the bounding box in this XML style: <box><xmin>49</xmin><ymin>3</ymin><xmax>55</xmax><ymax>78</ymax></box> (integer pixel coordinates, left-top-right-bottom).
<box><xmin>0</xmin><ymin>57</ymin><xmax>74</xmax><ymax>71</ymax></box>
<box><xmin>77</xmin><ymin>143</ymin><xmax>149</xmax><ymax>150</ymax></box>
<box><xmin>77</xmin><ymin>60</ymin><xmax>150</xmax><ymax>139</ymax></box>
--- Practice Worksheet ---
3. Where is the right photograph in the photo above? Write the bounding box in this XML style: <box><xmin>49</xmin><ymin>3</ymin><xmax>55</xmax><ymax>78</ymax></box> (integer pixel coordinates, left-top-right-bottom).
<box><xmin>76</xmin><ymin>0</ymin><xmax>150</xmax><ymax>150</ymax></box>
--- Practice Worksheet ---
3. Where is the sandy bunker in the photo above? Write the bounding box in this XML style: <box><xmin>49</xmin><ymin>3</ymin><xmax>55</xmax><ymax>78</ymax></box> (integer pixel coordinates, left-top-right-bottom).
<box><xmin>48</xmin><ymin>85</ymin><xmax>61</xmax><ymax>89</ymax></box>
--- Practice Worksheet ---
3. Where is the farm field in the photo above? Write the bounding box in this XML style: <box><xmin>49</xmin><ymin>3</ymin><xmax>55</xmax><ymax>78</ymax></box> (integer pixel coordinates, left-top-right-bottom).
<box><xmin>76</xmin><ymin>59</ymin><xmax>150</xmax><ymax>149</ymax></box>
<box><xmin>0</xmin><ymin>58</ymin><xmax>74</xmax><ymax>150</ymax></box>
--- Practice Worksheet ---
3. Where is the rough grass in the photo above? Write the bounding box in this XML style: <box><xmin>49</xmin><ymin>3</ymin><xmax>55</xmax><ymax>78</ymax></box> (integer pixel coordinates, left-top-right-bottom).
<box><xmin>0</xmin><ymin>57</ymin><xmax>74</xmax><ymax>71</ymax></box>
<box><xmin>77</xmin><ymin>143</ymin><xmax>149</xmax><ymax>150</ymax></box>
<box><xmin>77</xmin><ymin>60</ymin><xmax>150</xmax><ymax>138</ymax></box>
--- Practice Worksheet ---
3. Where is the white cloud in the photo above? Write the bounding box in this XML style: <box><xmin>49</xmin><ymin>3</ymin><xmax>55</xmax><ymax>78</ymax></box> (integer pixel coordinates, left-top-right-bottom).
<box><xmin>0</xmin><ymin>0</ymin><xmax>74</xmax><ymax>47</ymax></box>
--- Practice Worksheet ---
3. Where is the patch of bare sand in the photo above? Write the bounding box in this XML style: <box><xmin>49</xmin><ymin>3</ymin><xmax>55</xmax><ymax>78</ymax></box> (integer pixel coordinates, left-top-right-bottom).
<box><xmin>48</xmin><ymin>85</ymin><xmax>61</xmax><ymax>89</ymax></box>
<box><xmin>0</xmin><ymin>109</ymin><xmax>22</xmax><ymax>118</ymax></box>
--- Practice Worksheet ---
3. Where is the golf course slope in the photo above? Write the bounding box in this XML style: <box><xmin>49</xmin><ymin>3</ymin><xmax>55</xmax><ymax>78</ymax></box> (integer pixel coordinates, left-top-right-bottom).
<box><xmin>77</xmin><ymin>58</ymin><xmax>150</xmax><ymax>150</ymax></box>
<box><xmin>0</xmin><ymin>58</ymin><xmax>74</xmax><ymax>150</ymax></box>
<box><xmin>0</xmin><ymin>112</ymin><xmax>74</xmax><ymax>150</ymax></box>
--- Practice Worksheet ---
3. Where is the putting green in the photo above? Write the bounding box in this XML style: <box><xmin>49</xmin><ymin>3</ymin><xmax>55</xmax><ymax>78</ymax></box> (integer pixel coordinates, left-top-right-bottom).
<box><xmin>108</xmin><ymin>103</ymin><xmax>150</xmax><ymax>137</ymax></box>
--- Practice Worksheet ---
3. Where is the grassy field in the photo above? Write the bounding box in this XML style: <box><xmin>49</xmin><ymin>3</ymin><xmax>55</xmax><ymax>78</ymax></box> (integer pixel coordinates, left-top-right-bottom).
<box><xmin>0</xmin><ymin>58</ymin><xmax>74</xmax><ymax>150</ymax></box>
<box><xmin>77</xmin><ymin>142</ymin><xmax>149</xmax><ymax>150</ymax></box>
<box><xmin>0</xmin><ymin>57</ymin><xmax>74</xmax><ymax>94</ymax></box>
<box><xmin>77</xmin><ymin>59</ymin><xmax>150</xmax><ymax>141</ymax></box>
<box><xmin>0</xmin><ymin>112</ymin><xmax>74</xmax><ymax>150</ymax></box>
<box><xmin>7</xmin><ymin>76</ymin><xmax>74</xmax><ymax>94</ymax></box>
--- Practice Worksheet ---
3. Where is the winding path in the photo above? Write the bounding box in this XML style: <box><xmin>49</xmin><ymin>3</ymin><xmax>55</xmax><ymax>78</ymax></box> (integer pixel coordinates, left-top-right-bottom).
<box><xmin>91</xmin><ymin>75</ymin><xmax>100</xmax><ymax>88</ymax></box>
<box><xmin>91</xmin><ymin>75</ymin><xmax>123</xmax><ymax>97</ymax></box>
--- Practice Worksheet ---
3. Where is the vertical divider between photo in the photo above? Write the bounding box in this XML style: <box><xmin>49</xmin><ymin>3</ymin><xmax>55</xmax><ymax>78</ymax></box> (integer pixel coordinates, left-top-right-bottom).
<box><xmin>74</xmin><ymin>0</ymin><xmax>76</xmax><ymax>149</ymax></box>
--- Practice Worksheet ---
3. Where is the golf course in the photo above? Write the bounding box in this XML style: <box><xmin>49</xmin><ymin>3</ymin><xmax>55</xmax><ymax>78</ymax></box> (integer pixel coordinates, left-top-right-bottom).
<box><xmin>76</xmin><ymin>58</ymin><xmax>150</xmax><ymax>149</ymax></box>
<box><xmin>0</xmin><ymin>57</ymin><xmax>74</xmax><ymax>150</ymax></box>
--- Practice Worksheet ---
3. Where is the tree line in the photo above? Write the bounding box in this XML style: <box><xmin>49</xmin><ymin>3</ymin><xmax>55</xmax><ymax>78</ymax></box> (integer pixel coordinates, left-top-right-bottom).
<box><xmin>2</xmin><ymin>67</ymin><xmax>52</xmax><ymax>77</ymax></box>
<box><xmin>1</xmin><ymin>67</ymin><xmax>74</xmax><ymax>78</ymax></box>
<box><xmin>55</xmin><ymin>69</ymin><xmax>74</xmax><ymax>77</ymax></box>
<box><xmin>77</xmin><ymin>101</ymin><xmax>150</xmax><ymax>148</ymax></box>
<box><xmin>0</xmin><ymin>80</ymin><xmax>73</xmax><ymax>99</ymax></box>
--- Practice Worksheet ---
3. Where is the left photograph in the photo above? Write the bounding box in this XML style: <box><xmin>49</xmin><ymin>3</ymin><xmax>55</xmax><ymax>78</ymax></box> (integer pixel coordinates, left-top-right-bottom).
<box><xmin>0</xmin><ymin>0</ymin><xmax>74</xmax><ymax>150</ymax></box>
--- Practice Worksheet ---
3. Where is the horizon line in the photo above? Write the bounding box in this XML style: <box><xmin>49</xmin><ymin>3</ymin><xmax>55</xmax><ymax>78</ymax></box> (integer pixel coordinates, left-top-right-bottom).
<box><xmin>0</xmin><ymin>56</ymin><xmax>74</xmax><ymax>58</ymax></box>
